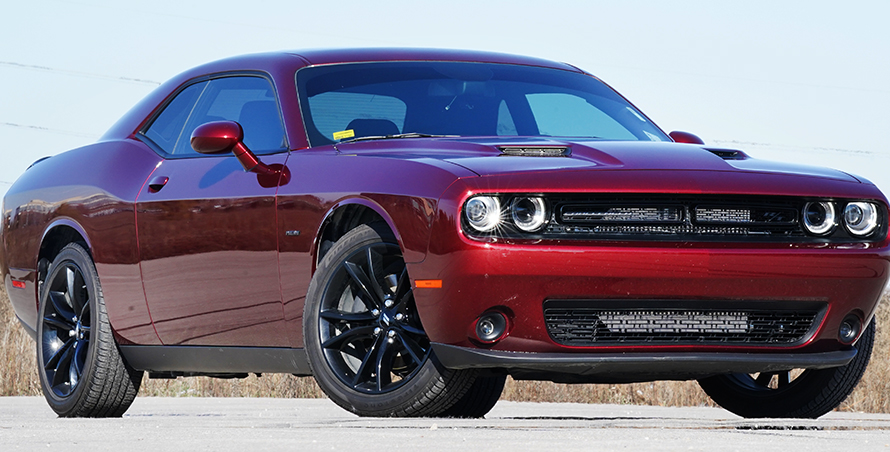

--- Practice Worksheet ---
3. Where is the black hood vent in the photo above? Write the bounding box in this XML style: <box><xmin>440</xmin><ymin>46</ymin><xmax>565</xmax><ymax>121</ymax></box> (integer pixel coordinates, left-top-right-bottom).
<box><xmin>499</xmin><ymin>146</ymin><xmax>571</xmax><ymax>157</ymax></box>
<box><xmin>705</xmin><ymin>148</ymin><xmax>748</xmax><ymax>160</ymax></box>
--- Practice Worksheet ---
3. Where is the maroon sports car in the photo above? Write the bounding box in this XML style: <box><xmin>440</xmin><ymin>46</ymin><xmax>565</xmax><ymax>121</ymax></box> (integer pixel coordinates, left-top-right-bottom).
<box><xmin>2</xmin><ymin>49</ymin><xmax>887</xmax><ymax>419</ymax></box>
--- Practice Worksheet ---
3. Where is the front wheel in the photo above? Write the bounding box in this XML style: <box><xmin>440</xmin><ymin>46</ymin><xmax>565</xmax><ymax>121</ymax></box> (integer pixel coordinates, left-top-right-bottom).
<box><xmin>304</xmin><ymin>224</ymin><xmax>478</xmax><ymax>417</ymax></box>
<box><xmin>698</xmin><ymin>319</ymin><xmax>875</xmax><ymax>418</ymax></box>
<box><xmin>437</xmin><ymin>374</ymin><xmax>506</xmax><ymax>418</ymax></box>
<box><xmin>36</xmin><ymin>243</ymin><xmax>142</xmax><ymax>417</ymax></box>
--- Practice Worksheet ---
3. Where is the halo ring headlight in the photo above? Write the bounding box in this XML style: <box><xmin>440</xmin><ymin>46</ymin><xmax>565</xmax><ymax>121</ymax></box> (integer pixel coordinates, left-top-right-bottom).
<box><xmin>802</xmin><ymin>202</ymin><xmax>837</xmax><ymax>236</ymax></box>
<box><xmin>464</xmin><ymin>196</ymin><xmax>502</xmax><ymax>232</ymax></box>
<box><xmin>844</xmin><ymin>202</ymin><xmax>879</xmax><ymax>236</ymax></box>
<box><xmin>510</xmin><ymin>197</ymin><xmax>548</xmax><ymax>232</ymax></box>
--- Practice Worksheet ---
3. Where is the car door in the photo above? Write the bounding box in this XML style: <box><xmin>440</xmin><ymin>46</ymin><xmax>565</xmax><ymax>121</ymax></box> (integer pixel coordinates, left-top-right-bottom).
<box><xmin>135</xmin><ymin>74</ymin><xmax>290</xmax><ymax>346</ymax></box>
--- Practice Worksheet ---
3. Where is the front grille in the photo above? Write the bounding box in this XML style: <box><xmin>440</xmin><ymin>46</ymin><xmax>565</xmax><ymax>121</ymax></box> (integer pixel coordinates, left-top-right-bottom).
<box><xmin>545</xmin><ymin>195</ymin><xmax>804</xmax><ymax>239</ymax></box>
<box><xmin>544</xmin><ymin>300</ymin><xmax>823</xmax><ymax>346</ymax></box>
<box><xmin>460</xmin><ymin>193</ymin><xmax>887</xmax><ymax>243</ymax></box>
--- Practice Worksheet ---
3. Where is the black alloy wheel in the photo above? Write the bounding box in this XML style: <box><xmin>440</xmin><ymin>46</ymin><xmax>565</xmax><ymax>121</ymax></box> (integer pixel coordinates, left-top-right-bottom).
<box><xmin>40</xmin><ymin>257</ymin><xmax>92</xmax><ymax>399</ymax></box>
<box><xmin>318</xmin><ymin>241</ymin><xmax>428</xmax><ymax>393</ymax></box>
<box><xmin>699</xmin><ymin>318</ymin><xmax>875</xmax><ymax>418</ymax></box>
<box><xmin>36</xmin><ymin>243</ymin><xmax>142</xmax><ymax>417</ymax></box>
<box><xmin>305</xmin><ymin>225</ymin><xmax>478</xmax><ymax>417</ymax></box>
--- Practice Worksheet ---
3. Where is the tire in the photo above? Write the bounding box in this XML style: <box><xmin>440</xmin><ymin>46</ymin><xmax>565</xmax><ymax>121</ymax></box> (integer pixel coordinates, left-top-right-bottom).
<box><xmin>304</xmin><ymin>224</ymin><xmax>478</xmax><ymax>417</ymax></box>
<box><xmin>437</xmin><ymin>374</ymin><xmax>506</xmax><ymax>418</ymax></box>
<box><xmin>698</xmin><ymin>319</ymin><xmax>875</xmax><ymax>418</ymax></box>
<box><xmin>36</xmin><ymin>243</ymin><xmax>142</xmax><ymax>417</ymax></box>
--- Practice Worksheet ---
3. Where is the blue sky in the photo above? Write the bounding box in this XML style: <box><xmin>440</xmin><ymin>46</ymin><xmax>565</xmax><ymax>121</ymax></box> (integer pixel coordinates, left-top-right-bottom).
<box><xmin>2</xmin><ymin>0</ymin><xmax>889</xmax><ymax>197</ymax></box>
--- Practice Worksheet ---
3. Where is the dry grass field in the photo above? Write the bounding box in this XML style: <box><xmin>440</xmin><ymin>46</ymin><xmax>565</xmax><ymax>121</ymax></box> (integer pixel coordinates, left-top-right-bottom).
<box><xmin>3</xmin><ymin>285</ymin><xmax>889</xmax><ymax>412</ymax></box>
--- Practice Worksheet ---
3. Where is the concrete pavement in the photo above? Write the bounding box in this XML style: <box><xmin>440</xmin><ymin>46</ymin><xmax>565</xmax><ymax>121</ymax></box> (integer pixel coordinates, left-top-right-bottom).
<box><xmin>1</xmin><ymin>397</ymin><xmax>889</xmax><ymax>451</ymax></box>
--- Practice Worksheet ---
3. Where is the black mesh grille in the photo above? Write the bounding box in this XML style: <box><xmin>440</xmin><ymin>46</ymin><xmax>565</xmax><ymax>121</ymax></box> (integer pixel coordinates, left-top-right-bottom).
<box><xmin>461</xmin><ymin>194</ymin><xmax>887</xmax><ymax>243</ymax></box>
<box><xmin>544</xmin><ymin>301</ymin><xmax>823</xmax><ymax>346</ymax></box>
<box><xmin>546</xmin><ymin>195</ymin><xmax>804</xmax><ymax>239</ymax></box>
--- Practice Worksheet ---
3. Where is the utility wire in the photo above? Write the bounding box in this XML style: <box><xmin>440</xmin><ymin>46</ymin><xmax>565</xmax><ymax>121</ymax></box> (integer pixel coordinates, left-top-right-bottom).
<box><xmin>712</xmin><ymin>139</ymin><xmax>883</xmax><ymax>157</ymax></box>
<box><xmin>1</xmin><ymin>122</ymin><xmax>98</xmax><ymax>138</ymax></box>
<box><xmin>0</xmin><ymin>61</ymin><xmax>160</xmax><ymax>86</ymax></box>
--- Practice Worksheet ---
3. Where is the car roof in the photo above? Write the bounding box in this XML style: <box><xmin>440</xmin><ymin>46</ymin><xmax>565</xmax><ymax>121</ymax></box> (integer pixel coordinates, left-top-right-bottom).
<box><xmin>100</xmin><ymin>48</ymin><xmax>586</xmax><ymax>145</ymax></box>
<box><xmin>284</xmin><ymin>48</ymin><xmax>582</xmax><ymax>72</ymax></box>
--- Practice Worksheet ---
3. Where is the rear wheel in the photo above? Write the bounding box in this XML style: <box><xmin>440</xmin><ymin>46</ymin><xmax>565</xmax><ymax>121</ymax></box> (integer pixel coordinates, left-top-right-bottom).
<box><xmin>36</xmin><ymin>243</ymin><xmax>142</xmax><ymax>417</ymax></box>
<box><xmin>304</xmin><ymin>224</ymin><xmax>478</xmax><ymax>417</ymax></box>
<box><xmin>698</xmin><ymin>319</ymin><xmax>875</xmax><ymax>418</ymax></box>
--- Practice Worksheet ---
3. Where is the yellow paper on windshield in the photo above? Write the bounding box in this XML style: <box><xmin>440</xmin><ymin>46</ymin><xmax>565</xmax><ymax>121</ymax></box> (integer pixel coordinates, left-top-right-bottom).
<box><xmin>333</xmin><ymin>129</ymin><xmax>355</xmax><ymax>140</ymax></box>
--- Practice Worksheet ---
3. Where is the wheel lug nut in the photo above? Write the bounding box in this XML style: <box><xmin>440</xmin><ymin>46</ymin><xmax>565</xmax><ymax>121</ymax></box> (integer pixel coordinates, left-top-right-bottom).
<box><xmin>373</xmin><ymin>327</ymin><xmax>382</xmax><ymax>336</ymax></box>
<box><xmin>387</xmin><ymin>330</ymin><xmax>396</xmax><ymax>338</ymax></box>
<box><xmin>69</xmin><ymin>330</ymin><xmax>76</xmax><ymax>337</ymax></box>
<box><xmin>371</xmin><ymin>309</ymin><xmax>380</xmax><ymax>316</ymax></box>
<box><xmin>384</xmin><ymin>300</ymin><xmax>394</xmax><ymax>308</ymax></box>
<box><xmin>395</xmin><ymin>313</ymin><xmax>405</xmax><ymax>321</ymax></box>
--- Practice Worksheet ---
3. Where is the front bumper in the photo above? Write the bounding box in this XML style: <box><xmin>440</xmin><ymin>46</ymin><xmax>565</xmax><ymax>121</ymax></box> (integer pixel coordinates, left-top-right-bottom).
<box><xmin>432</xmin><ymin>343</ymin><xmax>858</xmax><ymax>383</ymax></box>
<box><xmin>408</xmin><ymin>183</ymin><xmax>890</xmax><ymax>356</ymax></box>
<box><xmin>410</xmin><ymin>238</ymin><xmax>890</xmax><ymax>353</ymax></box>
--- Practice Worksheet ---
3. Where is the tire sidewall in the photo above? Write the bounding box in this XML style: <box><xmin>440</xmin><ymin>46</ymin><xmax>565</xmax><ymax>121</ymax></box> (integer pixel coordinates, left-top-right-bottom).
<box><xmin>303</xmin><ymin>225</ymin><xmax>452</xmax><ymax>416</ymax></box>
<box><xmin>699</xmin><ymin>319</ymin><xmax>875</xmax><ymax>418</ymax></box>
<box><xmin>36</xmin><ymin>244</ymin><xmax>102</xmax><ymax>416</ymax></box>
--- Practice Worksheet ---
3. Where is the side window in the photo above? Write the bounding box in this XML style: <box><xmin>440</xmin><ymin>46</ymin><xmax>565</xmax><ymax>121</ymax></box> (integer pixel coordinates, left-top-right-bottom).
<box><xmin>172</xmin><ymin>76</ymin><xmax>287</xmax><ymax>156</ymax></box>
<box><xmin>526</xmin><ymin>93</ymin><xmax>636</xmax><ymax>140</ymax></box>
<box><xmin>143</xmin><ymin>82</ymin><xmax>206</xmax><ymax>154</ymax></box>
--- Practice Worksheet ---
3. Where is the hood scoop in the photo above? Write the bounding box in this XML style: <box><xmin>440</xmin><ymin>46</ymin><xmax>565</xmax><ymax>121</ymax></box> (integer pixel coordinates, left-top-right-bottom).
<box><xmin>705</xmin><ymin>148</ymin><xmax>748</xmax><ymax>160</ymax></box>
<box><xmin>498</xmin><ymin>146</ymin><xmax>571</xmax><ymax>157</ymax></box>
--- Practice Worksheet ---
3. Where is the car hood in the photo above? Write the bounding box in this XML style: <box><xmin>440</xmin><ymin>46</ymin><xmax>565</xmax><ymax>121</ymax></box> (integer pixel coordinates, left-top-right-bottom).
<box><xmin>433</xmin><ymin>138</ymin><xmax>861</xmax><ymax>182</ymax></box>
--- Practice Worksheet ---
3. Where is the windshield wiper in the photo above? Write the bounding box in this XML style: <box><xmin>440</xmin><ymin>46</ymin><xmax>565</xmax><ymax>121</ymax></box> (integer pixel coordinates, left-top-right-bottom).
<box><xmin>339</xmin><ymin>132</ymin><xmax>457</xmax><ymax>143</ymax></box>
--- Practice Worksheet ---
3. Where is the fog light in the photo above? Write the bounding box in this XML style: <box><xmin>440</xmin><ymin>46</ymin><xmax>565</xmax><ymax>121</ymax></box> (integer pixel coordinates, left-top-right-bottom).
<box><xmin>839</xmin><ymin>315</ymin><xmax>862</xmax><ymax>344</ymax></box>
<box><xmin>475</xmin><ymin>312</ymin><xmax>508</xmax><ymax>343</ymax></box>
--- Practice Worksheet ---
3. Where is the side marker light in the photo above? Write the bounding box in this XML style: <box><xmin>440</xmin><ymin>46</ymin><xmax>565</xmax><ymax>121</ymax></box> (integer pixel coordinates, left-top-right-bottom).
<box><xmin>415</xmin><ymin>280</ymin><xmax>443</xmax><ymax>289</ymax></box>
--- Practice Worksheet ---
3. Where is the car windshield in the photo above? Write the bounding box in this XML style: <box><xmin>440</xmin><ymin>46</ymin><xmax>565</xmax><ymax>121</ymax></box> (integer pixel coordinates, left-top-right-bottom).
<box><xmin>296</xmin><ymin>62</ymin><xmax>670</xmax><ymax>146</ymax></box>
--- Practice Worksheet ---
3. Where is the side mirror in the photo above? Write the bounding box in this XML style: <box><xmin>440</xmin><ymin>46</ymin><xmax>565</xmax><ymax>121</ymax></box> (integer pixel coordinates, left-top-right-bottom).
<box><xmin>190</xmin><ymin>120</ymin><xmax>290</xmax><ymax>187</ymax></box>
<box><xmin>669</xmin><ymin>131</ymin><xmax>705</xmax><ymax>145</ymax></box>
<box><xmin>191</xmin><ymin>121</ymin><xmax>243</xmax><ymax>154</ymax></box>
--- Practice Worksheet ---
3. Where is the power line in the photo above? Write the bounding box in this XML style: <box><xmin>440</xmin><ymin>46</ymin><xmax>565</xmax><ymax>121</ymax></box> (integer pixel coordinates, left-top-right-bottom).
<box><xmin>712</xmin><ymin>139</ymin><xmax>882</xmax><ymax>157</ymax></box>
<box><xmin>1</xmin><ymin>122</ymin><xmax>98</xmax><ymax>138</ymax></box>
<box><xmin>0</xmin><ymin>61</ymin><xmax>160</xmax><ymax>86</ymax></box>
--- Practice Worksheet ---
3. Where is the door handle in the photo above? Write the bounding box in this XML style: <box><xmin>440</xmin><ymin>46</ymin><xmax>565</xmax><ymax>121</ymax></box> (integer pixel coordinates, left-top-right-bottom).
<box><xmin>148</xmin><ymin>176</ymin><xmax>169</xmax><ymax>193</ymax></box>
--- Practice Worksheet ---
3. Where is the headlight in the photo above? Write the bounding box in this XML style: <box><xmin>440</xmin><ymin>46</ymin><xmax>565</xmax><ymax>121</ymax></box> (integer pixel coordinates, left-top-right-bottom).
<box><xmin>464</xmin><ymin>196</ymin><xmax>501</xmax><ymax>232</ymax></box>
<box><xmin>802</xmin><ymin>202</ymin><xmax>836</xmax><ymax>236</ymax></box>
<box><xmin>843</xmin><ymin>202</ymin><xmax>879</xmax><ymax>236</ymax></box>
<box><xmin>510</xmin><ymin>197</ymin><xmax>548</xmax><ymax>232</ymax></box>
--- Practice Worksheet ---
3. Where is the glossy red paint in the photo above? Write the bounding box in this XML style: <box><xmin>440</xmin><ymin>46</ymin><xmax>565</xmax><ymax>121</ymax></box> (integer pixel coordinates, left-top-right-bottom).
<box><xmin>401</xmin><ymin>163</ymin><xmax>890</xmax><ymax>351</ymax></box>
<box><xmin>135</xmin><ymin>153</ymin><xmax>290</xmax><ymax>346</ymax></box>
<box><xmin>2</xmin><ymin>139</ymin><xmax>163</xmax><ymax>344</ymax></box>
<box><xmin>669</xmin><ymin>130</ymin><xmax>706</xmax><ymax>144</ymax></box>
<box><xmin>191</xmin><ymin>121</ymin><xmax>244</xmax><ymax>154</ymax></box>
<box><xmin>1</xmin><ymin>49</ymin><xmax>888</xmax><ymax>391</ymax></box>
<box><xmin>191</xmin><ymin>120</ymin><xmax>291</xmax><ymax>187</ymax></box>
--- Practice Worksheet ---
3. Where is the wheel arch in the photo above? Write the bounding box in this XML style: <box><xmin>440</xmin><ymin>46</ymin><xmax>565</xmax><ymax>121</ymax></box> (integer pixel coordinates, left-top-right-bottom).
<box><xmin>312</xmin><ymin>199</ymin><xmax>403</xmax><ymax>271</ymax></box>
<box><xmin>38</xmin><ymin>218</ymin><xmax>92</xmax><ymax>297</ymax></box>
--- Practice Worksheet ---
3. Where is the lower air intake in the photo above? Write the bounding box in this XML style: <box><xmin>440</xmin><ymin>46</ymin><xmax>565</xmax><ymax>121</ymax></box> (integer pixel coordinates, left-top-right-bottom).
<box><xmin>544</xmin><ymin>300</ymin><xmax>822</xmax><ymax>346</ymax></box>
